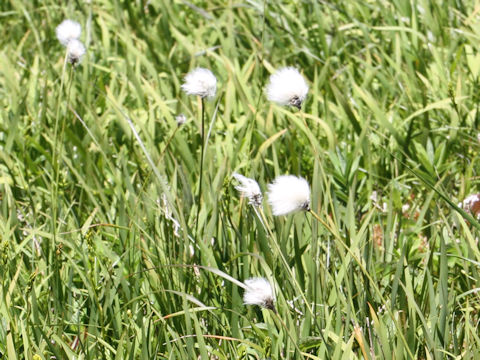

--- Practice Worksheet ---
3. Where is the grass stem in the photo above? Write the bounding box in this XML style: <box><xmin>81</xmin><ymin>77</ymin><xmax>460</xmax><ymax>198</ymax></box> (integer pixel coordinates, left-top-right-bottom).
<box><xmin>195</xmin><ymin>97</ymin><xmax>206</xmax><ymax>239</ymax></box>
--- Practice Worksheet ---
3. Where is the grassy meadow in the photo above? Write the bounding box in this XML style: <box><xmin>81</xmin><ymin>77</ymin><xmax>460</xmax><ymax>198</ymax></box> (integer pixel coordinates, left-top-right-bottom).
<box><xmin>2</xmin><ymin>0</ymin><xmax>480</xmax><ymax>358</ymax></box>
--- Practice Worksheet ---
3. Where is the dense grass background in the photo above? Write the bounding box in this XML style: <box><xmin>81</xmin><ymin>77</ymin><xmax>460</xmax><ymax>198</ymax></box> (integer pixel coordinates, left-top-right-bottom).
<box><xmin>1</xmin><ymin>0</ymin><xmax>480</xmax><ymax>358</ymax></box>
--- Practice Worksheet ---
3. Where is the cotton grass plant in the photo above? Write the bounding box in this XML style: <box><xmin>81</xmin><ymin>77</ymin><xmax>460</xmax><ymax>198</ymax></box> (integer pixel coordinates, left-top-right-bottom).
<box><xmin>243</xmin><ymin>277</ymin><xmax>276</xmax><ymax>311</ymax></box>
<box><xmin>44</xmin><ymin>17</ymin><xmax>89</xmax><ymax>346</ymax></box>
<box><xmin>55</xmin><ymin>19</ymin><xmax>81</xmax><ymax>46</ymax></box>
<box><xmin>267</xmin><ymin>175</ymin><xmax>310</xmax><ymax>215</ymax></box>
<box><xmin>232</xmin><ymin>173</ymin><xmax>263</xmax><ymax>207</ymax></box>
<box><xmin>181</xmin><ymin>67</ymin><xmax>217</xmax><ymax>99</ymax></box>
<box><xmin>2</xmin><ymin>1</ymin><xmax>480</xmax><ymax>359</ymax></box>
<box><xmin>182</xmin><ymin>67</ymin><xmax>217</xmax><ymax>237</ymax></box>
<box><xmin>56</xmin><ymin>19</ymin><xmax>86</xmax><ymax>66</ymax></box>
<box><xmin>66</xmin><ymin>39</ymin><xmax>86</xmax><ymax>65</ymax></box>
<box><xmin>53</xmin><ymin>21</ymin><xmax>85</xmax><ymax>227</ymax></box>
<box><xmin>266</xmin><ymin>67</ymin><xmax>309</xmax><ymax>109</ymax></box>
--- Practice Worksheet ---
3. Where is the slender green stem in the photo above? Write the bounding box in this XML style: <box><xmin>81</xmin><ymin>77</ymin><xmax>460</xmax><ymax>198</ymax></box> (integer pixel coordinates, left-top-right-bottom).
<box><xmin>309</xmin><ymin>212</ymin><xmax>319</xmax><ymax>341</ymax></box>
<box><xmin>159</xmin><ymin>126</ymin><xmax>179</xmax><ymax>160</ymax></box>
<box><xmin>309</xmin><ymin>209</ymin><xmax>337</xmax><ymax>235</ymax></box>
<box><xmin>51</xmin><ymin>53</ymin><xmax>69</xmax><ymax>249</ymax></box>
<box><xmin>54</xmin><ymin>66</ymin><xmax>75</xmax><ymax>211</ymax></box>
<box><xmin>195</xmin><ymin>97</ymin><xmax>205</xmax><ymax>238</ymax></box>
<box><xmin>252</xmin><ymin>205</ymin><xmax>268</xmax><ymax>234</ymax></box>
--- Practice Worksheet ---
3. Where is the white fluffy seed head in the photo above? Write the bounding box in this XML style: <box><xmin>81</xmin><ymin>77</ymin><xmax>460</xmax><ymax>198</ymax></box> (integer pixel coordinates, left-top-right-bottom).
<box><xmin>56</xmin><ymin>19</ymin><xmax>82</xmax><ymax>46</ymax></box>
<box><xmin>267</xmin><ymin>175</ymin><xmax>310</xmax><ymax>216</ymax></box>
<box><xmin>233</xmin><ymin>173</ymin><xmax>263</xmax><ymax>207</ymax></box>
<box><xmin>176</xmin><ymin>113</ymin><xmax>187</xmax><ymax>126</ymax></box>
<box><xmin>266</xmin><ymin>67</ymin><xmax>309</xmax><ymax>109</ymax></box>
<box><xmin>243</xmin><ymin>277</ymin><xmax>275</xmax><ymax>311</ymax></box>
<box><xmin>181</xmin><ymin>67</ymin><xmax>217</xmax><ymax>99</ymax></box>
<box><xmin>66</xmin><ymin>39</ymin><xmax>86</xmax><ymax>65</ymax></box>
<box><xmin>459</xmin><ymin>193</ymin><xmax>480</xmax><ymax>219</ymax></box>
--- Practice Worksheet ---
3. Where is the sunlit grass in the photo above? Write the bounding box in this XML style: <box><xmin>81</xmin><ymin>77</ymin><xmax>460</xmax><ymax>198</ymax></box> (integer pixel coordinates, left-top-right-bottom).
<box><xmin>1</xmin><ymin>0</ymin><xmax>480</xmax><ymax>359</ymax></box>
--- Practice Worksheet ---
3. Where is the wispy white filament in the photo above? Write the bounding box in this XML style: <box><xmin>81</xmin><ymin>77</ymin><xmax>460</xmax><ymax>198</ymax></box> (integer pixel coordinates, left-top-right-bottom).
<box><xmin>243</xmin><ymin>277</ymin><xmax>275</xmax><ymax>310</ymax></box>
<box><xmin>181</xmin><ymin>67</ymin><xmax>217</xmax><ymax>99</ymax></box>
<box><xmin>266</xmin><ymin>67</ymin><xmax>309</xmax><ymax>109</ymax></box>
<box><xmin>66</xmin><ymin>39</ymin><xmax>86</xmax><ymax>65</ymax></box>
<box><xmin>267</xmin><ymin>175</ymin><xmax>310</xmax><ymax>216</ymax></box>
<box><xmin>56</xmin><ymin>19</ymin><xmax>82</xmax><ymax>46</ymax></box>
<box><xmin>233</xmin><ymin>173</ymin><xmax>262</xmax><ymax>207</ymax></box>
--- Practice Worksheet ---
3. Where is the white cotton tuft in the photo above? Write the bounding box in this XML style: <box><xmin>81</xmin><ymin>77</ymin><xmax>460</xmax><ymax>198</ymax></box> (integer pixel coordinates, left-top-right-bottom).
<box><xmin>181</xmin><ymin>67</ymin><xmax>217</xmax><ymax>99</ymax></box>
<box><xmin>56</xmin><ymin>19</ymin><xmax>82</xmax><ymax>46</ymax></box>
<box><xmin>233</xmin><ymin>173</ymin><xmax>263</xmax><ymax>207</ymax></box>
<box><xmin>459</xmin><ymin>193</ymin><xmax>480</xmax><ymax>219</ymax></box>
<box><xmin>176</xmin><ymin>113</ymin><xmax>187</xmax><ymax>126</ymax></box>
<box><xmin>267</xmin><ymin>175</ymin><xmax>310</xmax><ymax>216</ymax></box>
<box><xmin>266</xmin><ymin>67</ymin><xmax>309</xmax><ymax>109</ymax></box>
<box><xmin>66</xmin><ymin>39</ymin><xmax>86</xmax><ymax>65</ymax></box>
<box><xmin>243</xmin><ymin>277</ymin><xmax>276</xmax><ymax>311</ymax></box>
